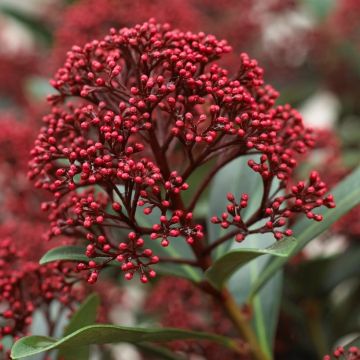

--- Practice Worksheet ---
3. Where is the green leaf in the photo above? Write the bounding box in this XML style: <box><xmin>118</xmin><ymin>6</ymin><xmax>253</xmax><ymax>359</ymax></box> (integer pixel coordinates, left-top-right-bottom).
<box><xmin>205</xmin><ymin>237</ymin><xmax>296</xmax><ymax>290</ymax></box>
<box><xmin>137</xmin><ymin>343</ymin><xmax>185</xmax><ymax>360</ymax></box>
<box><xmin>58</xmin><ymin>294</ymin><xmax>100</xmax><ymax>360</ymax></box>
<box><xmin>40</xmin><ymin>246</ymin><xmax>116</xmax><ymax>267</ymax></box>
<box><xmin>63</xmin><ymin>294</ymin><xmax>100</xmax><ymax>335</ymax></box>
<box><xmin>11</xmin><ymin>324</ymin><xmax>239</xmax><ymax>359</ymax></box>
<box><xmin>40</xmin><ymin>246</ymin><xmax>91</xmax><ymax>265</ymax></box>
<box><xmin>251</xmin><ymin>166</ymin><xmax>360</xmax><ymax>297</ymax></box>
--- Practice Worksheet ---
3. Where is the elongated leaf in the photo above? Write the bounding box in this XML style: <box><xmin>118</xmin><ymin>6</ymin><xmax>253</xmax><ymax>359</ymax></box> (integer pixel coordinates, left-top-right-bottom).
<box><xmin>205</xmin><ymin>237</ymin><xmax>296</xmax><ymax>289</ymax></box>
<box><xmin>137</xmin><ymin>343</ymin><xmax>185</xmax><ymax>360</ymax></box>
<box><xmin>11</xmin><ymin>324</ymin><xmax>239</xmax><ymax>359</ymax></box>
<box><xmin>58</xmin><ymin>294</ymin><xmax>100</xmax><ymax>360</ymax></box>
<box><xmin>64</xmin><ymin>294</ymin><xmax>100</xmax><ymax>335</ymax></box>
<box><xmin>40</xmin><ymin>246</ymin><xmax>92</xmax><ymax>265</ymax></box>
<box><xmin>251</xmin><ymin>270</ymin><xmax>282</xmax><ymax>358</ymax></box>
<box><xmin>40</xmin><ymin>246</ymin><xmax>117</xmax><ymax>266</ymax></box>
<box><xmin>251</xmin><ymin>166</ymin><xmax>360</xmax><ymax>297</ymax></box>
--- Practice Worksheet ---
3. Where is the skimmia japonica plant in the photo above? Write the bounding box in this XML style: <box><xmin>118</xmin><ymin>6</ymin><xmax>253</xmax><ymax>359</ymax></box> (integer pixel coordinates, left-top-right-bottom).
<box><xmin>9</xmin><ymin>19</ymin><xmax>360</xmax><ymax>360</ymax></box>
<box><xmin>29</xmin><ymin>19</ymin><xmax>334</xmax><ymax>279</ymax></box>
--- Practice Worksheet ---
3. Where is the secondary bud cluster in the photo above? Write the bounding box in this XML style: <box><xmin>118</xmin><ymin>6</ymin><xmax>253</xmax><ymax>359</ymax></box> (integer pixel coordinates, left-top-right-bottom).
<box><xmin>211</xmin><ymin>169</ymin><xmax>335</xmax><ymax>242</ymax></box>
<box><xmin>211</xmin><ymin>193</ymin><xmax>248</xmax><ymax>242</ymax></box>
<box><xmin>261</xmin><ymin>171</ymin><xmax>335</xmax><ymax>240</ymax></box>
<box><xmin>151</xmin><ymin>210</ymin><xmax>204</xmax><ymax>246</ymax></box>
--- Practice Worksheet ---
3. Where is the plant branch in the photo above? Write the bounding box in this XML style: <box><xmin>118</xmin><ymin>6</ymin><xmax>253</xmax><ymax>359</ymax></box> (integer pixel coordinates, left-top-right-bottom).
<box><xmin>245</xmin><ymin>177</ymin><xmax>273</xmax><ymax>228</ymax></box>
<box><xmin>203</xmin><ymin>229</ymin><xmax>241</xmax><ymax>255</ymax></box>
<box><xmin>187</xmin><ymin>149</ymin><xmax>249</xmax><ymax>212</ymax></box>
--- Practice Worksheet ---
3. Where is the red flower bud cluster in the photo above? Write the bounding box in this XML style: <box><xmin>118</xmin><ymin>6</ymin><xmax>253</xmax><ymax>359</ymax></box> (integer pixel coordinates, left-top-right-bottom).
<box><xmin>264</xmin><ymin>171</ymin><xmax>335</xmax><ymax>240</ymax></box>
<box><xmin>29</xmin><ymin>19</ymin><xmax>334</xmax><ymax>283</ymax></box>
<box><xmin>0</xmin><ymin>113</ymin><xmax>89</xmax><ymax>357</ymax></box>
<box><xmin>0</xmin><ymin>237</ymin><xmax>81</xmax><ymax>357</ymax></box>
<box><xmin>211</xmin><ymin>193</ymin><xmax>248</xmax><ymax>242</ymax></box>
<box><xmin>323</xmin><ymin>346</ymin><xmax>360</xmax><ymax>360</ymax></box>
<box><xmin>151</xmin><ymin>210</ymin><xmax>203</xmax><ymax>246</ymax></box>
<box><xmin>211</xmin><ymin>170</ymin><xmax>335</xmax><ymax>242</ymax></box>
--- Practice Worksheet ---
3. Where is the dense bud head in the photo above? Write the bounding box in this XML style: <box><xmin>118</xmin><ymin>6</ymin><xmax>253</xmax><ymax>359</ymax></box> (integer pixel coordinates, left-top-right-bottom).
<box><xmin>28</xmin><ymin>19</ymin><xmax>334</xmax><ymax>285</ymax></box>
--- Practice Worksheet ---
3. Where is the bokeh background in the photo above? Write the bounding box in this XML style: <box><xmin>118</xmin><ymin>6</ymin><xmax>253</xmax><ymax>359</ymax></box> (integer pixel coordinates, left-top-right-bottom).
<box><xmin>0</xmin><ymin>0</ymin><xmax>359</xmax><ymax>359</ymax></box>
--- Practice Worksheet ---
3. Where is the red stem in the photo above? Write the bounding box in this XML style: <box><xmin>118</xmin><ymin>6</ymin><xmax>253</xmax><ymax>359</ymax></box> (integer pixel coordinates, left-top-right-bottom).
<box><xmin>203</xmin><ymin>229</ymin><xmax>241</xmax><ymax>255</ymax></box>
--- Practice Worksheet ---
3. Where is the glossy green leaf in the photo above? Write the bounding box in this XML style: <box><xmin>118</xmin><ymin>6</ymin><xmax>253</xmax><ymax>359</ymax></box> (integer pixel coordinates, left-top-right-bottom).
<box><xmin>11</xmin><ymin>324</ymin><xmax>239</xmax><ymax>359</ymax></box>
<box><xmin>40</xmin><ymin>246</ymin><xmax>117</xmax><ymax>267</ymax></box>
<box><xmin>64</xmin><ymin>294</ymin><xmax>100</xmax><ymax>336</ymax></box>
<box><xmin>58</xmin><ymin>294</ymin><xmax>100</xmax><ymax>360</ymax></box>
<box><xmin>137</xmin><ymin>343</ymin><xmax>185</xmax><ymax>360</ymax></box>
<box><xmin>205</xmin><ymin>237</ymin><xmax>296</xmax><ymax>290</ymax></box>
<box><xmin>40</xmin><ymin>246</ymin><xmax>92</xmax><ymax>265</ymax></box>
<box><xmin>251</xmin><ymin>166</ymin><xmax>360</xmax><ymax>297</ymax></box>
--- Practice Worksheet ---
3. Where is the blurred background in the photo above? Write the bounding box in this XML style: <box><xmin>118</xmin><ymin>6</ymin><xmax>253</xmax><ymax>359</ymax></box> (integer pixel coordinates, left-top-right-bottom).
<box><xmin>0</xmin><ymin>0</ymin><xmax>359</xmax><ymax>359</ymax></box>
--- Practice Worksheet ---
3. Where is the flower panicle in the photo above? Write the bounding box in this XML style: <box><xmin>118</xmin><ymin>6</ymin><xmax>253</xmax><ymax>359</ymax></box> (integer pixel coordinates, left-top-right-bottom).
<box><xmin>29</xmin><ymin>19</ymin><xmax>334</xmax><ymax>283</ymax></box>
